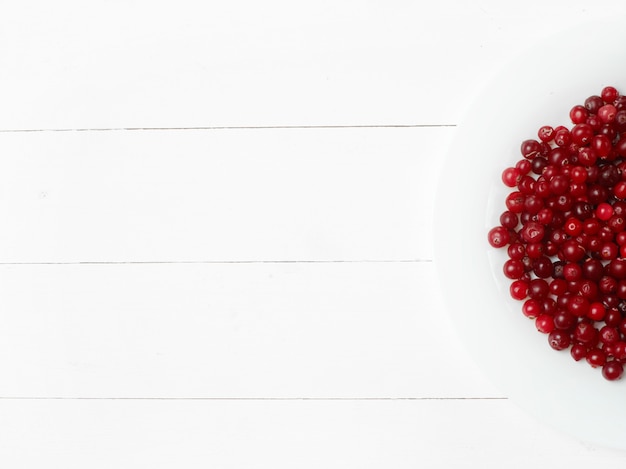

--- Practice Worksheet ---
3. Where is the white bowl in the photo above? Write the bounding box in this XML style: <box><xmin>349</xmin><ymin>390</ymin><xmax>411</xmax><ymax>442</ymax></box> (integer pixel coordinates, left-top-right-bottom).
<box><xmin>434</xmin><ymin>20</ymin><xmax>626</xmax><ymax>450</ymax></box>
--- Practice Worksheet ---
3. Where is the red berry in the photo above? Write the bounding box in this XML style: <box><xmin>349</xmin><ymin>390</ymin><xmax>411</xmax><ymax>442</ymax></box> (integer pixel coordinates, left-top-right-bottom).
<box><xmin>548</xmin><ymin>330</ymin><xmax>571</xmax><ymax>351</ymax></box>
<box><xmin>521</xmin><ymin>139</ymin><xmax>542</xmax><ymax>159</ymax></box>
<box><xmin>535</xmin><ymin>314</ymin><xmax>555</xmax><ymax>334</ymax></box>
<box><xmin>585</xmin><ymin>95</ymin><xmax>604</xmax><ymax>113</ymax></box>
<box><xmin>487</xmin><ymin>226</ymin><xmax>511</xmax><ymax>248</ymax></box>
<box><xmin>599</xmin><ymin>325</ymin><xmax>620</xmax><ymax>345</ymax></box>
<box><xmin>586</xmin><ymin>348</ymin><xmax>606</xmax><ymax>368</ymax></box>
<box><xmin>598</xmin><ymin>104</ymin><xmax>617</xmax><ymax>123</ymax></box>
<box><xmin>502</xmin><ymin>167</ymin><xmax>521</xmax><ymax>187</ymax></box>
<box><xmin>503</xmin><ymin>259</ymin><xmax>525</xmax><ymax>280</ymax></box>
<box><xmin>538</xmin><ymin>125</ymin><xmax>554</xmax><ymax>142</ymax></box>
<box><xmin>601</xmin><ymin>86</ymin><xmax>619</xmax><ymax>103</ymax></box>
<box><xmin>488</xmin><ymin>85</ymin><xmax>626</xmax><ymax>380</ymax></box>
<box><xmin>602</xmin><ymin>362</ymin><xmax>623</xmax><ymax>381</ymax></box>
<box><xmin>571</xmin><ymin>123</ymin><xmax>594</xmax><ymax>145</ymax></box>
<box><xmin>587</xmin><ymin>302</ymin><xmax>606</xmax><ymax>321</ymax></box>
<box><xmin>570</xmin><ymin>105</ymin><xmax>589</xmax><ymax>124</ymax></box>
<box><xmin>571</xmin><ymin>344</ymin><xmax>588</xmax><ymax>361</ymax></box>
<box><xmin>614</xmin><ymin>181</ymin><xmax>626</xmax><ymax>199</ymax></box>
<box><xmin>509</xmin><ymin>280</ymin><xmax>528</xmax><ymax>301</ymax></box>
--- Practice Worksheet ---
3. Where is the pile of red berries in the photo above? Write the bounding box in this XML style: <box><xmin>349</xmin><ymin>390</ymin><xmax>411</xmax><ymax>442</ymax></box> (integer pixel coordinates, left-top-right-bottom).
<box><xmin>488</xmin><ymin>86</ymin><xmax>626</xmax><ymax>381</ymax></box>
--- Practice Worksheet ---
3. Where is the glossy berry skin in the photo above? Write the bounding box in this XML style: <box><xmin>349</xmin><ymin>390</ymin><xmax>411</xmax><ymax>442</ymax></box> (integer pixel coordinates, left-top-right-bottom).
<box><xmin>548</xmin><ymin>330</ymin><xmax>571</xmax><ymax>351</ymax></box>
<box><xmin>502</xmin><ymin>167</ymin><xmax>521</xmax><ymax>187</ymax></box>
<box><xmin>510</xmin><ymin>280</ymin><xmax>528</xmax><ymax>300</ymax></box>
<box><xmin>503</xmin><ymin>259</ymin><xmax>525</xmax><ymax>280</ymax></box>
<box><xmin>598</xmin><ymin>104</ymin><xmax>617</xmax><ymax>124</ymax></box>
<box><xmin>570</xmin><ymin>105</ymin><xmax>588</xmax><ymax>124</ymax></box>
<box><xmin>535</xmin><ymin>314</ymin><xmax>555</xmax><ymax>334</ymax></box>
<box><xmin>602</xmin><ymin>361</ymin><xmax>624</xmax><ymax>381</ymax></box>
<box><xmin>601</xmin><ymin>86</ymin><xmax>619</xmax><ymax>103</ymax></box>
<box><xmin>586</xmin><ymin>348</ymin><xmax>607</xmax><ymax>368</ymax></box>
<box><xmin>488</xmin><ymin>86</ymin><xmax>626</xmax><ymax>381</ymax></box>
<box><xmin>570</xmin><ymin>344</ymin><xmax>588</xmax><ymax>361</ymax></box>
<box><xmin>538</xmin><ymin>125</ymin><xmax>554</xmax><ymax>142</ymax></box>
<box><xmin>585</xmin><ymin>95</ymin><xmax>604</xmax><ymax>114</ymax></box>
<box><xmin>488</xmin><ymin>226</ymin><xmax>511</xmax><ymax>248</ymax></box>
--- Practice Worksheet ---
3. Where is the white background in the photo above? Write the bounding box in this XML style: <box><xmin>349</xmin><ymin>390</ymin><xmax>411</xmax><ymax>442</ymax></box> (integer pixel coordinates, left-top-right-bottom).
<box><xmin>2</xmin><ymin>1</ymin><xmax>626</xmax><ymax>467</ymax></box>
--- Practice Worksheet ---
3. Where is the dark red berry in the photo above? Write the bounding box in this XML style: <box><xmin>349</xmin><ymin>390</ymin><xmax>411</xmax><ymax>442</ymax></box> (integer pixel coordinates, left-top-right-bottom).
<box><xmin>488</xmin><ymin>85</ymin><xmax>626</xmax><ymax>381</ymax></box>
<box><xmin>548</xmin><ymin>330</ymin><xmax>571</xmax><ymax>350</ymax></box>
<box><xmin>602</xmin><ymin>361</ymin><xmax>623</xmax><ymax>381</ymax></box>
<box><xmin>586</xmin><ymin>348</ymin><xmax>606</xmax><ymax>368</ymax></box>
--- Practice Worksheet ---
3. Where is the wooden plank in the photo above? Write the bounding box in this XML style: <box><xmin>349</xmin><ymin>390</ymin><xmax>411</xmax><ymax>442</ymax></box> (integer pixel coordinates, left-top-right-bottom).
<box><xmin>0</xmin><ymin>398</ymin><xmax>615</xmax><ymax>468</ymax></box>
<box><xmin>0</xmin><ymin>0</ymin><xmax>571</xmax><ymax>129</ymax></box>
<box><xmin>0</xmin><ymin>127</ymin><xmax>446</xmax><ymax>263</ymax></box>
<box><xmin>0</xmin><ymin>1</ymin><xmax>474</xmax><ymax>128</ymax></box>
<box><xmin>0</xmin><ymin>261</ymin><xmax>501</xmax><ymax>398</ymax></box>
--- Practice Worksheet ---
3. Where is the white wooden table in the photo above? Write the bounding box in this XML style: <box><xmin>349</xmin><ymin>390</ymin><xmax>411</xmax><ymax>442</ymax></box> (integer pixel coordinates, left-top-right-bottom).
<box><xmin>3</xmin><ymin>1</ymin><xmax>626</xmax><ymax>467</ymax></box>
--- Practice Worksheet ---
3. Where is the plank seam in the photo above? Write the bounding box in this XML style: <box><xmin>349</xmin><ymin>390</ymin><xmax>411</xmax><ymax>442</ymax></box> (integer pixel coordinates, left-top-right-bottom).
<box><xmin>0</xmin><ymin>259</ymin><xmax>434</xmax><ymax>266</ymax></box>
<box><xmin>0</xmin><ymin>124</ymin><xmax>457</xmax><ymax>133</ymax></box>
<box><xmin>0</xmin><ymin>396</ymin><xmax>506</xmax><ymax>401</ymax></box>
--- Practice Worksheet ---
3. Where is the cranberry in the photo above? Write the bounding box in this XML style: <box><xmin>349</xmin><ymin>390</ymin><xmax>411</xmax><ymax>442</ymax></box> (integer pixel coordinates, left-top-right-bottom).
<box><xmin>528</xmin><ymin>278</ymin><xmax>550</xmax><ymax>300</ymax></box>
<box><xmin>602</xmin><ymin>361</ymin><xmax>624</xmax><ymax>381</ymax></box>
<box><xmin>520</xmin><ymin>221</ymin><xmax>545</xmax><ymax>243</ymax></box>
<box><xmin>549</xmin><ymin>279</ymin><xmax>568</xmax><ymax>296</ymax></box>
<box><xmin>532</xmin><ymin>256</ymin><xmax>553</xmax><ymax>278</ymax></box>
<box><xmin>507</xmin><ymin>243</ymin><xmax>525</xmax><ymax>260</ymax></box>
<box><xmin>567</xmin><ymin>295</ymin><xmax>590</xmax><ymax>317</ymax></box>
<box><xmin>487</xmin><ymin>226</ymin><xmax>511</xmax><ymax>248</ymax></box>
<box><xmin>570</xmin><ymin>105</ymin><xmax>589</xmax><ymax>124</ymax></box>
<box><xmin>500</xmin><ymin>211</ymin><xmax>519</xmax><ymax>230</ymax></box>
<box><xmin>488</xmin><ymin>85</ymin><xmax>626</xmax><ymax>380</ymax></box>
<box><xmin>614</xmin><ymin>180</ymin><xmax>626</xmax><ymax>198</ymax></box>
<box><xmin>585</xmin><ymin>95</ymin><xmax>604</xmax><ymax>113</ymax></box>
<box><xmin>502</xmin><ymin>167</ymin><xmax>521</xmax><ymax>187</ymax></box>
<box><xmin>596</xmin><ymin>202</ymin><xmax>614</xmax><ymax>220</ymax></box>
<box><xmin>535</xmin><ymin>314</ymin><xmax>555</xmax><ymax>334</ymax></box>
<box><xmin>521</xmin><ymin>139</ymin><xmax>542</xmax><ymax>159</ymax></box>
<box><xmin>613</xmin><ymin>343</ymin><xmax>626</xmax><ymax>359</ymax></box>
<box><xmin>586</xmin><ymin>348</ymin><xmax>606</xmax><ymax>368</ymax></box>
<box><xmin>516</xmin><ymin>159</ymin><xmax>532</xmax><ymax>174</ymax></box>
<box><xmin>598</xmin><ymin>104</ymin><xmax>618</xmax><ymax>124</ymax></box>
<box><xmin>581</xmin><ymin>259</ymin><xmax>604</xmax><ymax>282</ymax></box>
<box><xmin>554</xmin><ymin>128</ymin><xmax>571</xmax><ymax>147</ymax></box>
<box><xmin>548</xmin><ymin>330</ymin><xmax>571</xmax><ymax>350</ymax></box>
<box><xmin>599</xmin><ymin>325</ymin><xmax>620</xmax><ymax>345</ymax></box>
<box><xmin>553</xmin><ymin>309</ymin><xmax>576</xmax><ymax>330</ymax></box>
<box><xmin>510</xmin><ymin>280</ymin><xmax>529</xmax><ymax>301</ymax></box>
<box><xmin>571</xmin><ymin>344</ymin><xmax>588</xmax><ymax>361</ymax></box>
<box><xmin>538</xmin><ymin>125</ymin><xmax>554</xmax><ymax>142</ymax></box>
<box><xmin>616</xmin><ymin>136</ymin><xmax>626</xmax><ymax>157</ymax></box>
<box><xmin>601</xmin><ymin>86</ymin><xmax>619</xmax><ymax>103</ymax></box>
<box><xmin>575</xmin><ymin>321</ymin><xmax>598</xmax><ymax>344</ymax></box>
<box><xmin>592</xmin><ymin>134</ymin><xmax>612</xmax><ymax>157</ymax></box>
<box><xmin>605</xmin><ymin>308</ymin><xmax>623</xmax><ymax>327</ymax></box>
<box><xmin>503</xmin><ymin>259</ymin><xmax>525</xmax><ymax>279</ymax></box>
<box><xmin>560</xmin><ymin>239</ymin><xmax>585</xmax><ymax>262</ymax></box>
<box><xmin>571</xmin><ymin>123</ymin><xmax>594</xmax><ymax>145</ymax></box>
<box><xmin>587</xmin><ymin>302</ymin><xmax>606</xmax><ymax>321</ymax></box>
<box><xmin>522</xmin><ymin>299</ymin><xmax>542</xmax><ymax>318</ymax></box>
<box><xmin>608</xmin><ymin>259</ymin><xmax>626</xmax><ymax>279</ymax></box>
<box><xmin>505</xmin><ymin>191</ymin><xmax>525</xmax><ymax>213</ymax></box>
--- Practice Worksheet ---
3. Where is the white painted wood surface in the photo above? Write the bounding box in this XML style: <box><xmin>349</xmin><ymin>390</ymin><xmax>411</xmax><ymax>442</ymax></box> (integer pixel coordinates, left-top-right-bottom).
<box><xmin>3</xmin><ymin>1</ymin><xmax>626</xmax><ymax>467</ymax></box>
